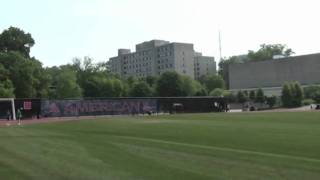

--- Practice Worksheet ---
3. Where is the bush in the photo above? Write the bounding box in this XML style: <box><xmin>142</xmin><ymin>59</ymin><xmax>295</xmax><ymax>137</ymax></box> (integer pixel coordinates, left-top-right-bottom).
<box><xmin>223</xmin><ymin>91</ymin><xmax>237</xmax><ymax>103</ymax></box>
<box><xmin>249</xmin><ymin>90</ymin><xmax>256</xmax><ymax>101</ymax></box>
<box><xmin>304</xmin><ymin>85</ymin><xmax>320</xmax><ymax>99</ymax></box>
<box><xmin>313</xmin><ymin>91</ymin><xmax>320</xmax><ymax>103</ymax></box>
<box><xmin>237</xmin><ymin>90</ymin><xmax>247</xmax><ymax>104</ymax></box>
<box><xmin>302</xmin><ymin>99</ymin><xmax>315</xmax><ymax>106</ymax></box>
<box><xmin>281</xmin><ymin>81</ymin><xmax>303</xmax><ymax>107</ymax></box>
<box><xmin>255</xmin><ymin>88</ymin><xmax>265</xmax><ymax>103</ymax></box>
<box><xmin>281</xmin><ymin>83</ymin><xmax>292</xmax><ymax>107</ymax></box>
<box><xmin>209</xmin><ymin>88</ymin><xmax>224</xmax><ymax>97</ymax></box>
<box><xmin>266</xmin><ymin>96</ymin><xmax>277</xmax><ymax>108</ymax></box>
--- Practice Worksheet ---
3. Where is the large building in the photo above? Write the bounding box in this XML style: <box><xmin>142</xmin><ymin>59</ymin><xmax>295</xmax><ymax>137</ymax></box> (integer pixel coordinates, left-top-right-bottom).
<box><xmin>108</xmin><ymin>40</ymin><xmax>215</xmax><ymax>79</ymax></box>
<box><xmin>194</xmin><ymin>52</ymin><xmax>216</xmax><ymax>79</ymax></box>
<box><xmin>228</xmin><ymin>53</ymin><xmax>320</xmax><ymax>95</ymax></box>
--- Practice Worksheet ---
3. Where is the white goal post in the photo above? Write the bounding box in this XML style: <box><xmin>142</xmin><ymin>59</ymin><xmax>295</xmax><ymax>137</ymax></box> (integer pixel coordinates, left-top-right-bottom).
<box><xmin>0</xmin><ymin>98</ymin><xmax>16</xmax><ymax>120</ymax></box>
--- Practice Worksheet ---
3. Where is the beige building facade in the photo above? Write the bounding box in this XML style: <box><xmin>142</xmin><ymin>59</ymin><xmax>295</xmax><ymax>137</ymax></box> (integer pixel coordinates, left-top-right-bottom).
<box><xmin>109</xmin><ymin>40</ymin><xmax>216</xmax><ymax>79</ymax></box>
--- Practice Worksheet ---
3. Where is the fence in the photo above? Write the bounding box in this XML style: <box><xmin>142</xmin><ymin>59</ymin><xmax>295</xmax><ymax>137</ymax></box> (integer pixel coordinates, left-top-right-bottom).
<box><xmin>0</xmin><ymin>97</ymin><xmax>227</xmax><ymax>119</ymax></box>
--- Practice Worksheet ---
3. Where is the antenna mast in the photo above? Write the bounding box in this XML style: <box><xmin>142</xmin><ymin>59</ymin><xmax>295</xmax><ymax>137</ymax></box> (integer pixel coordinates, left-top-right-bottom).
<box><xmin>219</xmin><ymin>30</ymin><xmax>222</xmax><ymax>61</ymax></box>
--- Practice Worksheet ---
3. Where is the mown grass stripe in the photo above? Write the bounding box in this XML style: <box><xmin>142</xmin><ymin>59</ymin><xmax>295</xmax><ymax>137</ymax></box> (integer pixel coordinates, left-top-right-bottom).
<box><xmin>111</xmin><ymin>135</ymin><xmax>320</xmax><ymax>163</ymax></box>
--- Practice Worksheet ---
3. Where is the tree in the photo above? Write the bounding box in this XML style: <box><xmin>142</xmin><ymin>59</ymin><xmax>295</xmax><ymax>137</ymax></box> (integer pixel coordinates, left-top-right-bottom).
<box><xmin>255</xmin><ymin>88</ymin><xmax>265</xmax><ymax>103</ymax></box>
<box><xmin>156</xmin><ymin>71</ymin><xmax>184</xmax><ymax>97</ymax></box>
<box><xmin>223</xmin><ymin>91</ymin><xmax>237</xmax><ymax>103</ymax></box>
<box><xmin>112</xmin><ymin>78</ymin><xmax>125</xmax><ymax>97</ymax></box>
<box><xmin>281</xmin><ymin>83</ymin><xmax>292</xmax><ymax>107</ymax></box>
<box><xmin>54</xmin><ymin>68</ymin><xmax>82</xmax><ymax>99</ymax></box>
<box><xmin>129</xmin><ymin>81</ymin><xmax>153</xmax><ymax>97</ymax></box>
<box><xmin>210</xmin><ymin>88</ymin><xmax>224</xmax><ymax>97</ymax></box>
<box><xmin>243</xmin><ymin>90</ymin><xmax>249</xmax><ymax>98</ymax></box>
<box><xmin>0</xmin><ymin>79</ymin><xmax>14</xmax><ymax>98</ymax></box>
<box><xmin>313</xmin><ymin>91</ymin><xmax>320</xmax><ymax>103</ymax></box>
<box><xmin>145</xmin><ymin>76</ymin><xmax>158</xmax><ymax>87</ymax></box>
<box><xmin>194</xmin><ymin>87</ymin><xmax>207</xmax><ymax>96</ymax></box>
<box><xmin>180</xmin><ymin>75</ymin><xmax>203</xmax><ymax>96</ymax></box>
<box><xmin>237</xmin><ymin>90</ymin><xmax>247</xmax><ymax>104</ymax></box>
<box><xmin>248</xmin><ymin>44</ymin><xmax>294</xmax><ymax>62</ymax></box>
<box><xmin>200</xmin><ymin>74</ymin><xmax>225</xmax><ymax>92</ymax></box>
<box><xmin>304</xmin><ymin>85</ymin><xmax>320</xmax><ymax>99</ymax></box>
<box><xmin>249</xmin><ymin>90</ymin><xmax>256</xmax><ymax>101</ymax></box>
<box><xmin>266</xmin><ymin>96</ymin><xmax>277</xmax><ymax>108</ymax></box>
<box><xmin>292</xmin><ymin>82</ymin><xmax>303</xmax><ymax>107</ymax></box>
<box><xmin>0</xmin><ymin>27</ymin><xmax>35</xmax><ymax>57</ymax></box>
<box><xmin>0</xmin><ymin>52</ymin><xmax>38</xmax><ymax>98</ymax></box>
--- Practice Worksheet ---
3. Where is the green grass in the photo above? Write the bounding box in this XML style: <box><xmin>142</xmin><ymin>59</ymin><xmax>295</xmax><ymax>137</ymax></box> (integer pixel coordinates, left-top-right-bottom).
<box><xmin>1</xmin><ymin>112</ymin><xmax>320</xmax><ymax>180</ymax></box>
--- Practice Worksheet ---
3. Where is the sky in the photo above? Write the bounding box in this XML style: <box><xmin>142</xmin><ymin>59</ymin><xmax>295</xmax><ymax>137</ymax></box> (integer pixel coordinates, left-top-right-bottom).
<box><xmin>1</xmin><ymin>0</ymin><xmax>320</xmax><ymax>67</ymax></box>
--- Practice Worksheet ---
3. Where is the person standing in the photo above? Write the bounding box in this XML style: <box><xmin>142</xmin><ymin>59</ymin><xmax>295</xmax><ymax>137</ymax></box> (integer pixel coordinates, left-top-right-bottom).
<box><xmin>6</xmin><ymin>110</ymin><xmax>11</xmax><ymax>121</ymax></box>
<box><xmin>17</xmin><ymin>108</ymin><xmax>22</xmax><ymax>125</ymax></box>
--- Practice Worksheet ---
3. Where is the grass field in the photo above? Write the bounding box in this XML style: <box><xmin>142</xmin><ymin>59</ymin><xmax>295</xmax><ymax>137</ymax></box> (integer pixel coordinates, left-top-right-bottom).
<box><xmin>1</xmin><ymin>112</ymin><xmax>320</xmax><ymax>180</ymax></box>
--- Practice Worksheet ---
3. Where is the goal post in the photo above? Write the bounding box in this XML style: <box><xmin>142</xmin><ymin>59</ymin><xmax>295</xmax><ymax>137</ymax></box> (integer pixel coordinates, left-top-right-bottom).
<box><xmin>0</xmin><ymin>98</ymin><xmax>16</xmax><ymax>120</ymax></box>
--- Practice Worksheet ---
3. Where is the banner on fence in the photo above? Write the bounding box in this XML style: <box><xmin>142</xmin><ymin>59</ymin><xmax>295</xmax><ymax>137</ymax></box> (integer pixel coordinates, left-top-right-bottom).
<box><xmin>41</xmin><ymin>99</ymin><xmax>157</xmax><ymax>117</ymax></box>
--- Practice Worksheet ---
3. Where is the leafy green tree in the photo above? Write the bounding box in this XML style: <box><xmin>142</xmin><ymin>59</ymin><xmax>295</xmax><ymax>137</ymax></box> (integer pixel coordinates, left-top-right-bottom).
<box><xmin>0</xmin><ymin>79</ymin><xmax>14</xmax><ymax>98</ymax></box>
<box><xmin>200</xmin><ymin>74</ymin><xmax>225</xmax><ymax>92</ymax></box>
<box><xmin>237</xmin><ymin>90</ymin><xmax>247</xmax><ymax>104</ymax></box>
<box><xmin>70</xmin><ymin>57</ymin><xmax>127</xmax><ymax>98</ymax></box>
<box><xmin>304</xmin><ymin>85</ymin><xmax>320</xmax><ymax>99</ymax></box>
<box><xmin>266</xmin><ymin>96</ymin><xmax>277</xmax><ymax>108</ymax></box>
<box><xmin>0</xmin><ymin>63</ymin><xmax>12</xmax><ymax>98</ymax></box>
<box><xmin>99</xmin><ymin>78</ymin><xmax>115</xmax><ymax>97</ymax></box>
<box><xmin>145</xmin><ymin>76</ymin><xmax>158</xmax><ymax>87</ymax></box>
<box><xmin>0</xmin><ymin>27</ymin><xmax>35</xmax><ymax>57</ymax></box>
<box><xmin>194</xmin><ymin>87</ymin><xmax>208</xmax><ymax>96</ymax></box>
<box><xmin>0</xmin><ymin>52</ymin><xmax>39</xmax><ymax>98</ymax></box>
<box><xmin>313</xmin><ymin>91</ymin><xmax>320</xmax><ymax>103</ymax></box>
<box><xmin>54</xmin><ymin>68</ymin><xmax>82</xmax><ymax>99</ymax></box>
<box><xmin>248</xmin><ymin>44</ymin><xmax>294</xmax><ymax>61</ymax></box>
<box><xmin>281</xmin><ymin>83</ymin><xmax>292</xmax><ymax>107</ymax></box>
<box><xmin>243</xmin><ymin>90</ymin><xmax>249</xmax><ymax>98</ymax></box>
<box><xmin>156</xmin><ymin>71</ymin><xmax>184</xmax><ymax>97</ymax></box>
<box><xmin>292</xmin><ymin>82</ymin><xmax>303</xmax><ymax>107</ymax></box>
<box><xmin>249</xmin><ymin>90</ymin><xmax>256</xmax><ymax>101</ymax></box>
<box><xmin>180</xmin><ymin>75</ymin><xmax>203</xmax><ymax>96</ymax></box>
<box><xmin>209</xmin><ymin>88</ymin><xmax>224</xmax><ymax>97</ymax></box>
<box><xmin>223</xmin><ymin>91</ymin><xmax>237</xmax><ymax>102</ymax></box>
<box><xmin>255</xmin><ymin>88</ymin><xmax>265</xmax><ymax>103</ymax></box>
<box><xmin>126</xmin><ymin>76</ymin><xmax>138</xmax><ymax>87</ymax></box>
<box><xmin>112</xmin><ymin>78</ymin><xmax>125</xmax><ymax>97</ymax></box>
<box><xmin>129</xmin><ymin>81</ymin><xmax>153</xmax><ymax>97</ymax></box>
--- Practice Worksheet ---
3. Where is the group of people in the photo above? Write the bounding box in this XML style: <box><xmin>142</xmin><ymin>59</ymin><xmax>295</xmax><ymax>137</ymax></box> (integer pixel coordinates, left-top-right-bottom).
<box><xmin>6</xmin><ymin>108</ymin><xmax>22</xmax><ymax>121</ymax></box>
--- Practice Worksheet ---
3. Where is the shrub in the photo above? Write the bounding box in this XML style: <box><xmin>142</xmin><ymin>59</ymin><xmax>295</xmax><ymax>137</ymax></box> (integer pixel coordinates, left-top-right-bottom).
<box><xmin>266</xmin><ymin>96</ymin><xmax>277</xmax><ymax>108</ymax></box>
<box><xmin>255</xmin><ymin>88</ymin><xmax>265</xmax><ymax>103</ymax></box>
<box><xmin>237</xmin><ymin>90</ymin><xmax>247</xmax><ymax>104</ymax></box>
<box><xmin>313</xmin><ymin>91</ymin><xmax>320</xmax><ymax>103</ymax></box>
<box><xmin>281</xmin><ymin>82</ymin><xmax>303</xmax><ymax>107</ymax></box>
<box><xmin>302</xmin><ymin>99</ymin><xmax>315</xmax><ymax>106</ymax></box>
<box><xmin>210</xmin><ymin>88</ymin><xmax>224</xmax><ymax>97</ymax></box>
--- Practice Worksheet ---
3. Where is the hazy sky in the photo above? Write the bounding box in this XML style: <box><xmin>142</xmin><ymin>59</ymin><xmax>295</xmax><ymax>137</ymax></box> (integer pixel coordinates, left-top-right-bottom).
<box><xmin>1</xmin><ymin>0</ymin><xmax>319</xmax><ymax>67</ymax></box>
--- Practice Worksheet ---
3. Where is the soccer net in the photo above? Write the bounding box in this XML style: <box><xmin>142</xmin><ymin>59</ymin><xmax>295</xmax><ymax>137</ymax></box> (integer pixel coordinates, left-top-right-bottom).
<box><xmin>0</xmin><ymin>98</ymin><xmax>16</xmax><ymax>120</ymax></box>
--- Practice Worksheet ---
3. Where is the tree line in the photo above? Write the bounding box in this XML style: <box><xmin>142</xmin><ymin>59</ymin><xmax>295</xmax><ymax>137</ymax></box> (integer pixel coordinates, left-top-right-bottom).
<box><xmin>0</xmin><ymin>27</ymin><xmax>225</xmax><ymax>99</ymax></box>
